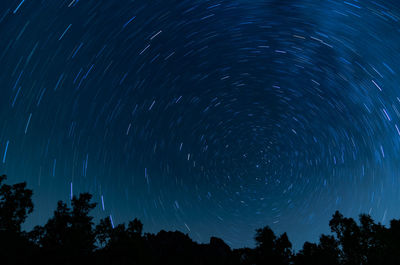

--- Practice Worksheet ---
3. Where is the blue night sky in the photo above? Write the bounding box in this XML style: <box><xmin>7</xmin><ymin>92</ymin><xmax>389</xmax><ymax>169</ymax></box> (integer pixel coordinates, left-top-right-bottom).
<box><xmin>1</xmin><ymin>0</ymin><xmax>400</xmax><ymax>250</ymax></box>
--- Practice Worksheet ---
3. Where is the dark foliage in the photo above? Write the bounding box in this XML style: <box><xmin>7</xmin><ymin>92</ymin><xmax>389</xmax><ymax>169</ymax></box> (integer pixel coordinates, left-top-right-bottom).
<box><xmin>0</xmin><ymin>175</ymin><xmax>33</xmax><ymax>232</ymax></box>
<box><xmin>1</xmin><ymin>174</ymin><xmax>400</xmax><ymax>265</ymax></box>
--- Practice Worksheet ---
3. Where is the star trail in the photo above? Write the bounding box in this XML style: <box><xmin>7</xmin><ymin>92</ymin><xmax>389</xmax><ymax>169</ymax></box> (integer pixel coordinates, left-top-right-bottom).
<box><xmin>1</xmin><ymin>0</ymin><xmax>400</xmax><ymax>249</ymax></box>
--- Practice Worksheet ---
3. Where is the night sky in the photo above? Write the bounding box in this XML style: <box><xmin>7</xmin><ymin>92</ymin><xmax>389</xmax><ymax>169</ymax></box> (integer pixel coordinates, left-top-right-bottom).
<box><xmin>1</xmin><ymin>0</ymin><xmax>400</xmax><ymax>250</ymax></box>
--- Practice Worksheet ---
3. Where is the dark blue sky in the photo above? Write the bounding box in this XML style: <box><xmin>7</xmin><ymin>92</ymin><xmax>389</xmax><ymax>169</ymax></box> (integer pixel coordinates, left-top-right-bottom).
<box><xmin>1</xmin><ymin>0</ymin><xmax>400</xmax><ymax>250</ymax></box>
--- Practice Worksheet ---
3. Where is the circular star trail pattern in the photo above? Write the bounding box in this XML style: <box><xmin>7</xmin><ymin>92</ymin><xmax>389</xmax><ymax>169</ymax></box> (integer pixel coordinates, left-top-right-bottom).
<box><xmin>1</xmin><ymin>0</ymin><xmax>400</xmax><ymax>248</ymax></box>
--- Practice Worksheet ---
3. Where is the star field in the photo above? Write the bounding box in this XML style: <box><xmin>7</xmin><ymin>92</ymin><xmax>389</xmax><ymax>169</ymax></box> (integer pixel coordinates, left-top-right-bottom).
<box><xmin>1</xmin><ymin>0</ymin><xmax>400</xmax><ymax>249</ymax></box>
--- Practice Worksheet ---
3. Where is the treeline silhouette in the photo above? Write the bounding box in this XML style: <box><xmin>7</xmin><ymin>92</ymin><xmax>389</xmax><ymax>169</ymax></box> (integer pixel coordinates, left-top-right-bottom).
<box><xmin>1</xmin><ymin>174</ymin><xmax>400</xmax><ymax>265</ymax></box>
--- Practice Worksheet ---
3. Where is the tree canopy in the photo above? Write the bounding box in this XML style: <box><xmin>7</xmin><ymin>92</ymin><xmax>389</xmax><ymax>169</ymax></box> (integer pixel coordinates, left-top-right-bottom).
<box><xmin>0</xmin><ymin>174</ymin><xmax>399</xmax><ymax>265</ymax></box>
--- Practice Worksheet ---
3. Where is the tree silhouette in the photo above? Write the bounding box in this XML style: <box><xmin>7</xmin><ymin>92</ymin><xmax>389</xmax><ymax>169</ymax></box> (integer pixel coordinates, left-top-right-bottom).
<box><xmin>294</xmin><ymin>235</ymin><xmax>340</xmax><ymax>265</ymax></box>
<box><xmin>5</xmin><ymin>174</ymin><xmax>400</xmax><ymax>265</ymax></box>
<box><xmin>0</xmin><ymin>175</ymin><xmax>33</xmax><ymax>232</ymax></box>
<box><xmin>32</xmin><ymin>193</ymin><xmax>96</xmax><ymax>264</ymax></box>
<box><xmin>38</xmin><ymin>201</ymin><xmax>71</xmax><ymax>250</ymax></box>
<box><xmin>358</xmin><ymin>214</ymin><xmax>386</xmax><ymax>265</ymax></box>
<box><xmin>329</xmin><ymin>211</ymin><xmax>363</xmax><ymax>265</ymax></box>
<box><xmin>70</xmin><ymin>193</ymin><xmax>97</xmax><ymax>254</ymax></box>
<box><xmin>0</xmin><ymin>175</ymin><xmax>35</xmax><ymax>265</ymax></box>
<box><xmin>94</xmin><ymin>217</ymin><xmax>148</xmax><ymax>265</ymax></box>
<box><xmin>382</xmin><ymin>219</ymin><xmax>400</xmax><ymax>265</ymax></box>
<box><xmin>254</xmin><ymin>226</ymin><xmax>292</xmax><ymax>265</ymax></box>
<box><xmin>95</xmin><ymin>217</ymin><xmax>114</xmax><ymax>248</ymax></box>
<box><xmin>127</xmin><ymin>218</ymin><xmax>143</xmax><ymax>236</ymax></box>
<box><xmin>207</xmin><ymin>236</ymin><xmax>232</xmax><ymax>264</ymax></box>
